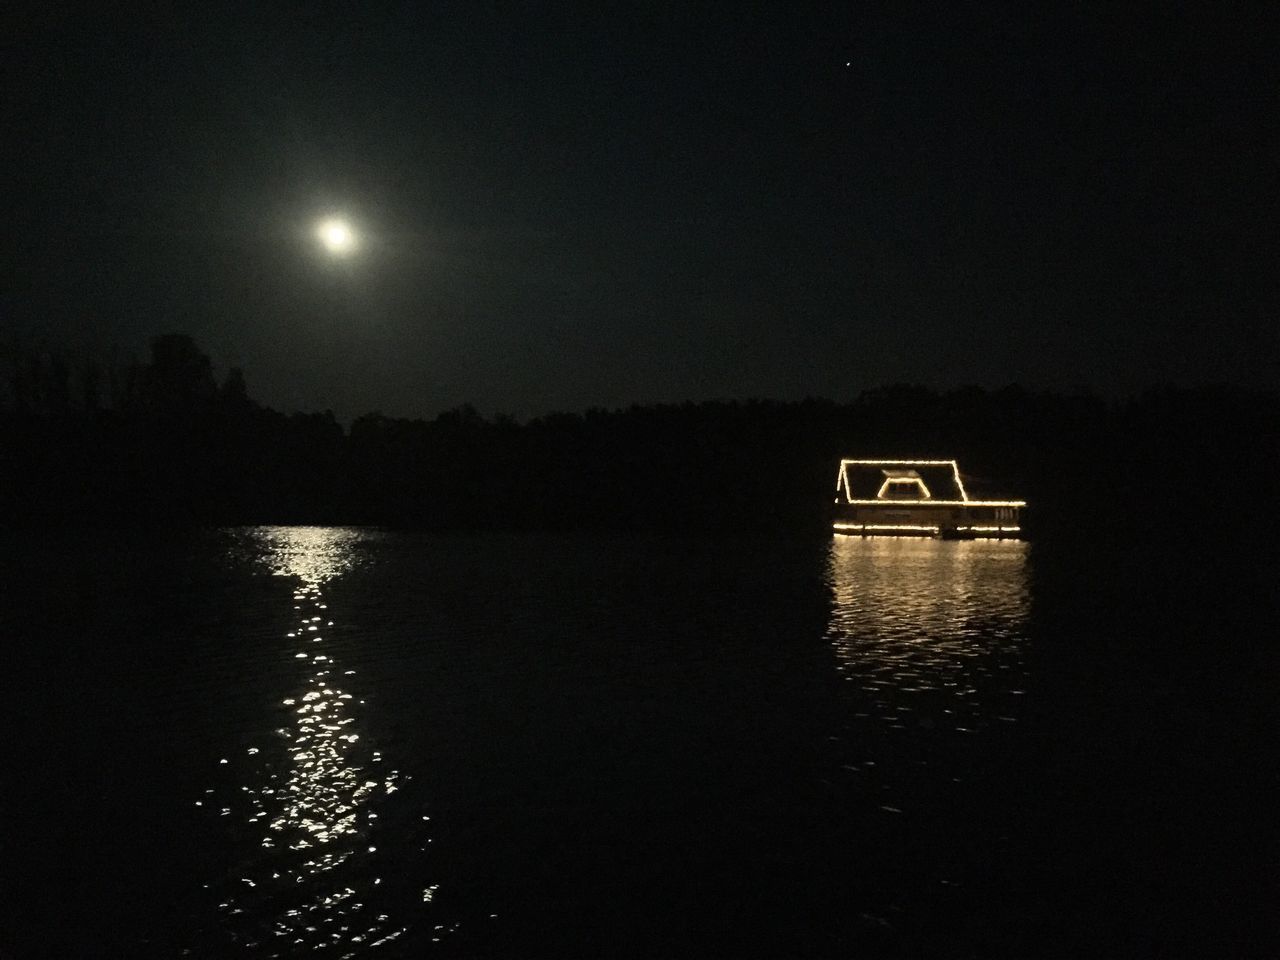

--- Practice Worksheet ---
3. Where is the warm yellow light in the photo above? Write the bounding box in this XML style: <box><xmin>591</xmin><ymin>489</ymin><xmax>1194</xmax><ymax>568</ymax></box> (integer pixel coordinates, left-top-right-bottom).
<box><xmin>834</xmin><ymin>522</ymin><xmax>941</xmax><ymax>535</ymax></box>
<box><xmin>835</xmin><ymin>459</ymin><xmax>1023</xmax><ymax>507</ymax></box>
<box><xmin>834</xmin><ymin>522</ymin><xmax>1022</xmax><ymax>538</ymax></box>
<box><xmin>846</xmin><ymin>499</ymin><xmax>1027</xmax><ymax>507</ymax></box>
<box><xmin>834</xmin><ymin>459</ymin><xmax>1025</xmax><ymax>540</ymax></box>
<box><xmin>875</xmin><ymin>476</ymin><xmax>932</xmax><ymax>500</ymax></box>
<box><xmin>316</xmin><ymin>218</ymin><xmax>357</xmax><ymax>255</ymax></box>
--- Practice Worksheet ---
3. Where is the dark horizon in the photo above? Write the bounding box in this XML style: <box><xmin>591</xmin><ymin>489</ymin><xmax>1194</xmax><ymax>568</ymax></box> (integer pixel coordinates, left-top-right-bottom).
<box><xmin>6</xmin><ymin>332</ymin><xmax>1279</xmax><ymax>546</ymax></box>
<box><xmin>3</xmin><ymin>329</ymin><xmax>1273</xmax><ymax>427</ymax></box>
<box><xmin>8</xmin><ymin>3</ymin><xmax>1278</xmax><ymax>420</ymax></box>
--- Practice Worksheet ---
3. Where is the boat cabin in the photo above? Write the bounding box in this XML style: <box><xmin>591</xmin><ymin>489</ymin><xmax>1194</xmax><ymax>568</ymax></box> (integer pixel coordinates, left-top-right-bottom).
<box><xmin>833</xmin><ymin>459</ymin><xmax>1025</xmax><ymax>538</ymax></box>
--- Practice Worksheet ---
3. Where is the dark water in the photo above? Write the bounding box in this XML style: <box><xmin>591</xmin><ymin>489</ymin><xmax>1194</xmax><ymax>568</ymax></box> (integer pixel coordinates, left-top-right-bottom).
<box><xmin>1</xmin><ymin>529</ymin><xmax>1274</xmax><ymax>957</ymax></box>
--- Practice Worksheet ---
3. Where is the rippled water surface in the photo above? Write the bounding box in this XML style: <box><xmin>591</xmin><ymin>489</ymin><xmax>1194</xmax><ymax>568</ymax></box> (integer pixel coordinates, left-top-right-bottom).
<box><xmin>214</xmin><ymin>528</ymin><xmax>409</xmax><ymax>952</ymax></box>
<box><xmin>1</xmin><ymin>528</ymin><xmax>1274</xmax><ymax>956</ymax></box>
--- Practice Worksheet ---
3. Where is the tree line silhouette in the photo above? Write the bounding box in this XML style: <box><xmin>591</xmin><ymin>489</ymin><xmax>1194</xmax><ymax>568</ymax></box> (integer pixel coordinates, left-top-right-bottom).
<box><xmin>3</xmin><ymin>335</ymin><xmax>1277</xmax><ymax>551</ymax></box>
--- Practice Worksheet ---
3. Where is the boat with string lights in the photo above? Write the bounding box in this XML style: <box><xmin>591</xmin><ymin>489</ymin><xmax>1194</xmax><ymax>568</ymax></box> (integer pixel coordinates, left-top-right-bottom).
<box><xmin>832</xmin><ymin>459</ymin><xmax>1026</xmax><ymax>538</ymax></box>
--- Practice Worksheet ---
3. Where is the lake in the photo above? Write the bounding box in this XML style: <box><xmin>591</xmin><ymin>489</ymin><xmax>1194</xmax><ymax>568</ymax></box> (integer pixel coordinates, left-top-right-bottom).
<box><xmin>1</xmin><ymin>528</ymin><xmax>1274</xmax><ymax>957</ymax></box>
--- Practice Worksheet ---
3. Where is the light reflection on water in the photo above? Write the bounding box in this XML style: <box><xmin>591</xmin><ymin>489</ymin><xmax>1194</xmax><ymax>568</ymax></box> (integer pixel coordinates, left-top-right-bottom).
<box><xmin>203</xmin><ymin>526</ymin><xmax>419</xmax><ymax>954</ymax></box>
<box><xmin>825</xmin><ymin>537</ymin><xmax>1030</xmax><ymax>803</ymax></box>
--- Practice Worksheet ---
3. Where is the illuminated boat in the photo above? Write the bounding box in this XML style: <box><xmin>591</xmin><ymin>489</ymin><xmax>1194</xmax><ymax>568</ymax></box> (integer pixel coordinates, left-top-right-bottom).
<box><xmin>832</xmin><ymin>459</ymin><xmax>1025</xmax><ymax>538</ymax></box>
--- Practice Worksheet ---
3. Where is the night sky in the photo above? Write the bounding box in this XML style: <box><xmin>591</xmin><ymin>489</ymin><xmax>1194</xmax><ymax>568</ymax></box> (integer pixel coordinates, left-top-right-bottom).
<box><xmin>7</xmin><ymin>3</ymin><xmax>1277</xmax><ymax>419</ymax></box>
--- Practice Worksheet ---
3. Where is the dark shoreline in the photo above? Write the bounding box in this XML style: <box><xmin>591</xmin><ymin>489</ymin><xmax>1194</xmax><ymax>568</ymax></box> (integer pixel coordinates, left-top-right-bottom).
<box><xmin>4</xmin><ymin>339</ymin><xmax>1277</xmax><ymax>544</ymax></box>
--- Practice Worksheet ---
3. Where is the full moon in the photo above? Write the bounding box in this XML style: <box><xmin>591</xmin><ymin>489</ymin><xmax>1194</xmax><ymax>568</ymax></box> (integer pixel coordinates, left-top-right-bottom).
<box><xmin>316</xmin><ymin>217</ymin><xmax>357</xmax><ymax>256</ymax></box>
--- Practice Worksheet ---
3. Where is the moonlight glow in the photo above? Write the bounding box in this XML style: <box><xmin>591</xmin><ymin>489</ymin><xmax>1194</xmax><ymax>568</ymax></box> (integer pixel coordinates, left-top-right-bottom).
<box><xmin>316</xmin><ymin>218</ymin><xmax>357</xmax><ymax>256</ymax></box>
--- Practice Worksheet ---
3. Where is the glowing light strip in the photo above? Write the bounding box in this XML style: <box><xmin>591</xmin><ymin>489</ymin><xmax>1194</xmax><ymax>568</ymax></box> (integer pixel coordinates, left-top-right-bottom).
<box><xmin>838</xmin><ymin>459</ymin><xmax>971</xmax><ymax>503</ymax></box>
<box><xmin>875</xmin><ymin>476</ymin><xmax>932</xmax><ymax>500</ymax></box>
<box><xmin>846</xmin><ymin>499</ymin><xmax>1026</xmax><ymax>507</ymax></box>
<box><xmin>838</xmin><ymin>463</ymin><xmax>852</xmax><ymax>501</ymax></box>
<box><xmin>836</xmin><ymin>459</ymin><xmax>1024</xmax><ymax>510</ymax></box>
<box><xmin>833</xmin><ymin>522</ymin><xmax>940</xmax><ymax>533</ymax></box>
<box><xmin>834</xmin><ymin>522</ymin><xmax>1022</xmax><ymax>537</ymax></box>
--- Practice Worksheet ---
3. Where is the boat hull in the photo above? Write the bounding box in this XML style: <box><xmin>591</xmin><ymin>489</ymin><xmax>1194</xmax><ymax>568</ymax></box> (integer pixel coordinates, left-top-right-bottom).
<box><xmin>832</xmin><ymin>503</ymin><xmax>1024</xmax><ymax>539</ymax></box>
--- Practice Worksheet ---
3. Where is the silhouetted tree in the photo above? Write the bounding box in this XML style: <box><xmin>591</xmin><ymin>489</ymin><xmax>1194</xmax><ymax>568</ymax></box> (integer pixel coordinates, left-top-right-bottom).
<box><xmin>81</xmin><ymin>361</ymin><xmax>102</xmax><ymax>411</ymax></box>
<box><xmin>220</xmin><ymin>367</ymin><xmax>249</xmax><ymax>406</ymax></box>
<box><xmin>2</xmin><ymin>333</ymin><xmax>1276</xmax><ymax>553</ymax></box>
<box><xmin>142</xmin><ymin>334</ymin><xmax>217</xmax><ymax>413</ymax></box>
<box><xmin>44</xmin><ymin>354</ymin><xmax>71</xmax><ymax>413</ymax></box>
